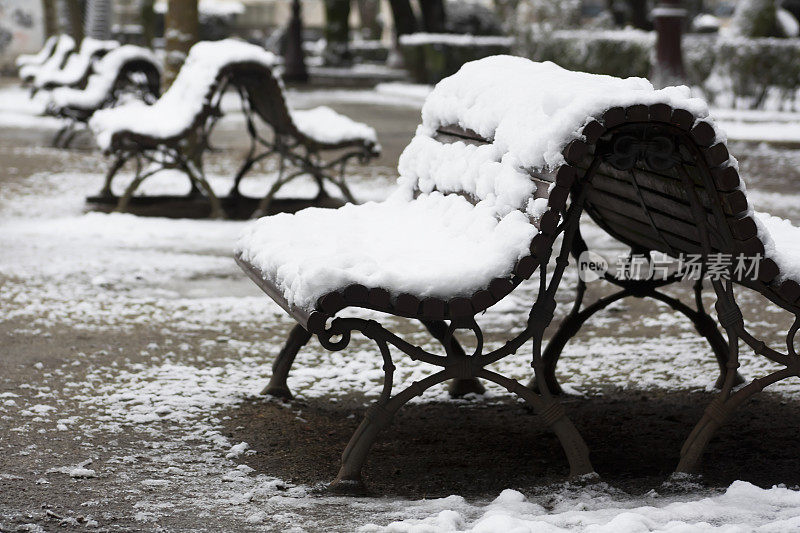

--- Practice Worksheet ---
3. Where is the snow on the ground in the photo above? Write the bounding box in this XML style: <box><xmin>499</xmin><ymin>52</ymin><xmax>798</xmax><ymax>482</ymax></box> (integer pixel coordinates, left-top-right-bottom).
<box><xmin>3</xmin><ymin>84</ymin><xmax>800</xmax><ymax>531</ymax></box>
<box><xmin>360</xmin><ymin>482</ymin><xmax>800</xmax><ymax>532</ymax></box>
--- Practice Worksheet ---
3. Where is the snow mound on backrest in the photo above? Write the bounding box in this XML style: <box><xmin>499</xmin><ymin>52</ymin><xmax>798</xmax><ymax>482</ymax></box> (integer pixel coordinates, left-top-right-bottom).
<box><xmin>398</xmin><ymin>56</ymin><xmax>711</xmax><ymax>216</ymax></box>
<box><xmin>50</xmin><ymin>45</ymin><xmax>160</xmax><ymax>110</ymax></box>
<box><xmin>90</xmin><ymin>39</ymin><xmax>277</xmax><ymax>150</ymax></box>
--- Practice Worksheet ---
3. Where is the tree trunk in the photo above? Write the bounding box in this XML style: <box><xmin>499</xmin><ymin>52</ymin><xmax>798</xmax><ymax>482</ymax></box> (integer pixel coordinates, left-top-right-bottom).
<box><xmin>141</xmin><ymin>0</ymin><xmax>157</xmax><ymax>48</ymax></box>
<box><xmin>356</xmin><ymin>0</ymin><xmax>382</xmax><ymax>40</ymax></box>
<box><xmin>164</xmin><ymin>0</ymin><xmax>199</xmax><ymax>88</ymax></box>
<box><xmin>65</xmin><ymin>0</ymin><xmax>85</xmax><ymax>45</ymax></box>
<box><xmin>388</xmin><ymin>0</ymin><xmax>417</xmax><ymax>37</ymax></box>
<box><xmin>42</xmin><ymin>0</ymin><xmax>58</xmax><ymax>38</ymax></box>
<box><xmin>323</xmin><ymin>0</ymin><xmax>351</xmax><ymax>65</ymax></box>
<box><xmin>419</xmin><ymin>0</ymin><xmax>446</xmax><ymax>33</ymax></box>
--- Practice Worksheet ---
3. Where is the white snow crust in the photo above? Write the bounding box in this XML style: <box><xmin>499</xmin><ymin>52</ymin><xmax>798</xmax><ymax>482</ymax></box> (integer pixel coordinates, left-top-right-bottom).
<box><xmin>89</xmin><ymin>39</ymin><xmax>277</xmax><ymax>150</ymax></box>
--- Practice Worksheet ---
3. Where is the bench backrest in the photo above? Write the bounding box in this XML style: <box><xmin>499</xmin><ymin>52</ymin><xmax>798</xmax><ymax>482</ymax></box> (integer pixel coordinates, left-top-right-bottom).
<box><xmin>34</xmin><ymin>38</ymin><xmax>118</xmax><ymax>89</ymax></box>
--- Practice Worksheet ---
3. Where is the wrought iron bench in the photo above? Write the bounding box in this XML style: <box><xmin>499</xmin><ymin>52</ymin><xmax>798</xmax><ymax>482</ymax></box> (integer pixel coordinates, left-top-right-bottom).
<box><xmin>234</xmin><ymin>56</ymin><xmax>800</xmax><ymax>491</ymax></box>
<box><xmin>32</xmin><ymin>38</ymin><xmax>118</xmax><ymax>95</ymax></box>
<box><xmin>15</xmin><ymin>36</ymin><xmax>58</xmax><ymax>70</ymax></box>
<box><xmin>88</xmin><ymin>39</ymin><xmax>379</xmax><ymax>219</ymax></box>
<box><xmin>20</xmin><ymin>35</ymin><xmax>75</xmax><ymax>86</ymax></box>
<box><xmin>46</xmin><ymin>45</ymin><xmax>161</xmax><ymax>148</ymax></box>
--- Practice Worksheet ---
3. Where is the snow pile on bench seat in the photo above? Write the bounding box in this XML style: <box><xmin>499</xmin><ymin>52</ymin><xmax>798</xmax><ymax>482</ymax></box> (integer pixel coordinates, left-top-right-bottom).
<box><xmin>50</xmin><ymin>45</ymin><xmax>159</xmax><ymax>111</ymax></box>
<box><xmin>89</xmin><ymin>39</ymin><xmax>277</xmax><ymax>150</ymax></box>
<box><xmin>16</xmin><ymin>36</ymin><xmax>57</xmax><ymax>68</ymax></box>
<box><xmin>34</xmin><ymin>38</ymin><xmax>117</xmax><ymax>88</ymax></box>
<box><xmin>291</xmin><ymin>106</ymin><xmax>378</xmax><ymax>145</ymax></box>
<box><xmin>20</xmin><ymin>35</ymin><xmax>75</xmax><ymax>80</ymax></box>
<box><xmin>755</xmin><ymin>212</ymin><xmax>800</xmax><ymax>286</ymax></box>
<box><xmin>400</xmin><ymin>55</ymin><xmax>713</xmax><ymax>214</ymax></box>
<box><xmin>236</xmin><ymin>192</ymin><xmax>536</xmax><ymax>310</ymax></box>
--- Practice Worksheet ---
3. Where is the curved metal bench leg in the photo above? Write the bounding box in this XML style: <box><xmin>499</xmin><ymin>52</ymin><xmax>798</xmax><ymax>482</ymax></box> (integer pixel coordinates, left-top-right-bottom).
<box><xmin>530</xmin><ymin>279</ymin><xmax>743</xmax><ymax>394</ymax></box>
<box><xmin>99</xmin><ymin>155</ymin><xmax>128</xmax><ymax>199</ymax></box>
<box><xmin>332</xmin><ymin>370</ymin><xmax>453</xmax><ymax>493</ymax></box>
<box><xmin>477</xmin><ymin>369</ymin><xmax>595</xmax><ymax>479</ymax></box>
<box><xmin>261</xmin><ymin>324</ymin><xmax>312</xmax><ymax>399</ymax></box>
<box><xmin>422</xmin><ymin>320</ymin><xmax>485</xmax><ymax>397</ymax></box>
<box><xmin>183</xmin><ymin>160</ymin><xmax>224</xmax><ymax>219</ymax></box>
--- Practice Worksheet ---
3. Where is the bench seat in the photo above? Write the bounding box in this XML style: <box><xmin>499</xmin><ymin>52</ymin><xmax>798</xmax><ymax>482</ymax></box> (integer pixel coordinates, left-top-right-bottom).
<box><xmin>236</xmin><ymin>192</ymin><xmax>536</xmax><ymax>315</ymax></box>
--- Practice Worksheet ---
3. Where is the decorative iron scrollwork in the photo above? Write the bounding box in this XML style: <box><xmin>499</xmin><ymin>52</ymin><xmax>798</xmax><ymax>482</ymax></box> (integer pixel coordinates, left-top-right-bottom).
<box><xmin>605</xmin><ymin>130</ymin><xmax>679</xmax><ymax>171</ymax></box>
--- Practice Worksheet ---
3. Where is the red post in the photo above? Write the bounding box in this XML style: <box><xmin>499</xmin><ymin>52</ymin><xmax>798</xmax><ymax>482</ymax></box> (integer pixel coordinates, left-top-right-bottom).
<box><xmin>652</xmin><ymin>0</ymin><xmax>687</xmax><ymax>88</ymax></box>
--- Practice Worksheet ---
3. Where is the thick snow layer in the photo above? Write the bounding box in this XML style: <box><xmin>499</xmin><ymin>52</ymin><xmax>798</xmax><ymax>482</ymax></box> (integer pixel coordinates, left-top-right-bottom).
<box><xmin>362</xmin><ymin>482</ymin><xmax>800</xmax><ymax>532</ymax></box>
<box><xmin>90</xmin><ymin>39</ymin><xmax>277</xmax><ymax>150</ymax></box>
<box><xmin>236</xmin><ymin>192</ymin><xmax>537</xmax><ymax>310</ymax></box>
<box><xmin>50</xmin><ymin>45</ymin><xmax>160</xmax><ymax>111</ymax></box>
<box><xmin>291</xmin><ymin>105</ymin><xmax>378</xmax><ymax>145</ymax></box>
<box><xmin>755</xmin><ymin>211</ymin><xmax>800</xmax><ymax>285</ymax></box>
<box><xmin>398</xmin><ymin>56</ymin><xmax>713</xmax><ymax>215</ymax></box>
<box><xmin>33</xmin><ymin>38</ymin><xmax>118</xmax><ymax>89</ymax></box>
<box><xmin>20</xmin><ymin>35</ymin><xmax>75</xmax><ymax>81</ymax></box>
<box><xmin>419</xmin><ymin>56</ymin><xmax>710</xmax><ymax>171</ymax></box>
<box><xmin>15</xmin><ymin>36</ymin><xmax>57</xmax><ymax>68</ymax></box>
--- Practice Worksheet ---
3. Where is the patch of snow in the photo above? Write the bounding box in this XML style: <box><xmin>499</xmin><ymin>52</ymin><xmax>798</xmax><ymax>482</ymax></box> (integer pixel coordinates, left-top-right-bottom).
<box><xmin>291</xmin><ymin>105</ymin><xmax>378</xmax><ymax>145</ymax></box>
<box><xmin>399</xmin><ymin>33</ymin><xmax>513</xmax><ymax>47</ymax></box>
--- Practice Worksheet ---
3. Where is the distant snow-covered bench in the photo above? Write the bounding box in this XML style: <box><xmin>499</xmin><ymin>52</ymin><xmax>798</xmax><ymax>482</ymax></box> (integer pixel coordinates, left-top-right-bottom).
<box><xmin>20</xmin><ymin>35</ymin><xmax>75</xmax><ymax>85</ymax></box>
<box><xmin>32</xmin><ymin>38</ymin><xmax>118</xmax><ymax>94</ymax></box>
<box><xmin>235</xmin><ymin>56</ymin><xmax>800</xmax><ymax>492</ymax></box>
<box><xmin>15</xmin><ymin>36</ymin><xmax>58</xmax><ymax>69</ymax></box>
<box><xmin>88</xmin><ymin>39</ymin><xmax>379</xmax><ymax>218</ymax></box>
<box><xmin>45</xmin><ymin>45</ymin><xmax>161</xmax><ymax>148</ymax></box>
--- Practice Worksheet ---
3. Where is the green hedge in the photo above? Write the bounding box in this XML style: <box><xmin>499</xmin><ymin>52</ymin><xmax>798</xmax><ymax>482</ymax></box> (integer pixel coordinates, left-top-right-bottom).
<box><xmin>517</xmin><ymin>28</ymin><xmax>800</xmax><ymax>109</ymax></box>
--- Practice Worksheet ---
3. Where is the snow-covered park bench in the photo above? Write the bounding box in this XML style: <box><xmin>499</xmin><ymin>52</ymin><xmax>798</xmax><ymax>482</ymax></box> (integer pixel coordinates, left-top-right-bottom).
<box><xmin>15</xmin><ymin>36</ymin><xmax>58</xmax><ymax>70</ymax></box>
<box><xmin>235</xmin><ymin>56</ymin><xmax>800</xmax><ymax>491</ymax></box>
<box><xmin>20</xmin><ymin>35</ymin><xmax>75</xmax><ymax>86</ymax></box>
<box><xmin>45</xmin><ymin>45</ymin><xmax>161</xmax><ymax>148</ymax></box>
<box><xmin>31</xmin><ymin>38</ymin><xmax>118</xmax><ymax>94</ymax></box>
<box><xmin>88</xmin><ymin>39</ymin><xmax>379</xmax><ymax>219</ymax></box>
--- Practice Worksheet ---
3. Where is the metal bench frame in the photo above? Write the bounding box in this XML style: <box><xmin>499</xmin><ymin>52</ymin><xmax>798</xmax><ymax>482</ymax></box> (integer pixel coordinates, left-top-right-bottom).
<box><xmin>237</xmin><ymin>102</ymin><xmax>800</xmax><ymax>491</ymax></box>
<box><xmin>98</xmin><ymin>62</ymin><xmax>378</xmax><ymax>218</ymax></box>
